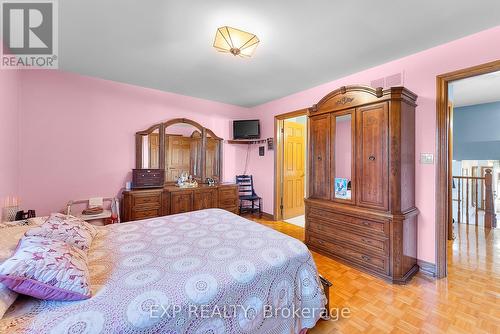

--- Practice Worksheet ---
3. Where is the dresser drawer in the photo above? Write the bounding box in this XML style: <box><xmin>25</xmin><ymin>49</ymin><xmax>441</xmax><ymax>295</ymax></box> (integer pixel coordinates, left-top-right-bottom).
<box><xmin>308</xmin><ymin>207</ymin><xmax>388</xmax><ymax>236</ymax></box>
<box><xmin>309</xmin><ymin>233</ymin><xmax>389</xmax><ymax>275</ymax></box>
<box><xmin>218</xmin><ymin>187</ymin><xmax>238</xmax><ymax>208</ymax></box>
<box><xmin>132</xmin><ymin>193</ymin><xmax>162</xmax><ymax>207</ymax></box>
<box><xmin>131</xmin><ymin>208</ymin><xmax>161</xmax><ymax>221</ymax></box>
<box><xmin>308</xmin><ymin>221</ymin><xmax>388</xmax><ymax>256</ymax></box>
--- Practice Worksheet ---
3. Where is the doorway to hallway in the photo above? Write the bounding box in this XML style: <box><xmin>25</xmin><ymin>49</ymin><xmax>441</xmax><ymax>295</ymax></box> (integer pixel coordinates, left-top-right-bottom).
<box><xmin>275</xmin><ymin>109</ymin><xmax>308</xmax><ymax>226</ymax></box>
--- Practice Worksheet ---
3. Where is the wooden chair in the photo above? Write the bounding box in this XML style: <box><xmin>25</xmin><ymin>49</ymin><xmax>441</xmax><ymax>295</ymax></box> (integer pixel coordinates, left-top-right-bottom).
<box><xmin>236</xmin><ymin>175</ymin><xmax>262</xmax><ymax>217</ymax></box>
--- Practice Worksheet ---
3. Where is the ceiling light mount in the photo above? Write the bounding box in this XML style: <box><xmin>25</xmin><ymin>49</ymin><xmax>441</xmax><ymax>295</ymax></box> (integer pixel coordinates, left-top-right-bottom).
<box><xmin>213</xmin><ymin>26</ymin><xmax>259</xmax><ymax>58</ymax></box>
<box><xmin>229</xmin><ymin>48</ymin><xmax>241</xmax><ymax>56</ymax></box>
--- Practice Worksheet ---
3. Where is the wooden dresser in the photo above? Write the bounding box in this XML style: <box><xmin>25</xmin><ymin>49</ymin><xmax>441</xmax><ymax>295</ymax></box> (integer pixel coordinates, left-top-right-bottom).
<box><xmin>122</xmin><ymin>183</ymin><xmax>238</xmax><ymax>222</ymax></box>
<box><xmin>305</xmin><ymin>86</ymin><xmax>419</xmax><ymax>284</ymax></box>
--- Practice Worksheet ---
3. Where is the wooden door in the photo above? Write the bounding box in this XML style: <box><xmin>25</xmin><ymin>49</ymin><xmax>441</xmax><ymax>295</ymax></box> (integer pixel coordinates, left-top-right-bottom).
<box><xmin>165</xmin><ymin>135</ymin><xmax>192</xmax><ymax>181</ymax></box>
<box><xmin>356</xmin><ymin>102</ymin><xmax>389</xmax><ymax>210</ymax></box>
<box><xmin>193</xmin><ymin>189</ymin><xmax>217</xmax><ymax>210</ymax></box>
<box><xmin>170</xmin><ymin>191</ymin><xmax>193</xmax><ymax>214</ymax></box>
<box><xmin>205</xmin><ymin>138</ymin><xmax>218</xmax><ymax>179</ymax></box>
<box><xmin>309</xmin><ymin>114</ymin><xmax>330</xmax><ymax>200</ymax></box>
<box><xmin>149</xmin><ymin>133</ymin><xmax>160</xmax><ymax>168</ymax></box>
<box><xmin>283</xmin><ymin>121</ymin><xmax>306</xmax><ymax>219</ymax></box>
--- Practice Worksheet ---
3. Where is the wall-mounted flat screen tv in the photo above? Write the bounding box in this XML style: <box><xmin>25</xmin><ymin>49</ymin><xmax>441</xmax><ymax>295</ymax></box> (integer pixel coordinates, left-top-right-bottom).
<box><xmin>233</xmin><ymin>120</ymin><xmax>260</xmax><ymax>139</ymax></box>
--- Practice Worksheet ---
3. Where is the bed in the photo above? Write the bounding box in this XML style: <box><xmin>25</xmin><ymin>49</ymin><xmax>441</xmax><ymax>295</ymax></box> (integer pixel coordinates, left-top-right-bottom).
<box><xmin>0</xmin><ymin>209</ymin><xmax>326</xmax><ymax>333</ymax></box>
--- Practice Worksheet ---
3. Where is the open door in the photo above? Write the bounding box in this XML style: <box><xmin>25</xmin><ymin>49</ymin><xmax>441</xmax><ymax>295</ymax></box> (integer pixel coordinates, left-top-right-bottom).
<box><xmin>282</xmin><ymin>120</ymin><xmax>306</xmax><ymax>219</ymax></box>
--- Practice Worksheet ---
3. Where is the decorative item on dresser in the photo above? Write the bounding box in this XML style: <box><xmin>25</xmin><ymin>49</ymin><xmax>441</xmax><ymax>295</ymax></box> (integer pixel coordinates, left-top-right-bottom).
<box><xmin>122</xmin><ymin>117</ymin><xmax>239</xmax><ymax>222</ymax></box>
<box><xmin>305</xmin><ymin>85</ymin><xmax>419</xmax><ymax>284</ymax></box>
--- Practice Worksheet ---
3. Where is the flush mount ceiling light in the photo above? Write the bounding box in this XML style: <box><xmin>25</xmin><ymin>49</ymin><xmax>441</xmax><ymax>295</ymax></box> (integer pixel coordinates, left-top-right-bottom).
<box><xmin>213</xmin><ymin>26</ymin><xmax>260</xmax><ymax>58</ymax></box>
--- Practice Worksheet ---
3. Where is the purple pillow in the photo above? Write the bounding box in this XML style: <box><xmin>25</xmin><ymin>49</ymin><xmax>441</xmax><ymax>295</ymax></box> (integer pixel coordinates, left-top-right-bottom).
<box><xmin>25</xmin><ymin>213</ymin><xmax>98</xmax><ymax>251</ymax></box>
<box><xmin>0</xmin><ymin>236</ymin><xmax>91</xmax><ymax>301</ymax></box>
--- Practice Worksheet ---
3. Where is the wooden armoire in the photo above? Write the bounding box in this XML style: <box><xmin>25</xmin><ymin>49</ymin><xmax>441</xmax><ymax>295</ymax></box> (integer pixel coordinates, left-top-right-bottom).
<box><xmin>305</xmin><ymin>85</ymin><xmax>419</xmax><ymax>284</ymax></box>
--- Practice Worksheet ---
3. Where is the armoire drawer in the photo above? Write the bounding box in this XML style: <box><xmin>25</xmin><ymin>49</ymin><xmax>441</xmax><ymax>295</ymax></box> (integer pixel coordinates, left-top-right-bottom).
<box><xmin>308</xmin><ymin>207</ymin><xmax>388</xmax><ymax>236</ymax></box>
<box><xmin>308</xmin><ymin>233</ymin><xmax>389</xmax><ymax>275</ymax></box>
<box><xmin>308</xmin><ymin>222</ymin><xmax>388</xmax><ymax>256</ymax></box>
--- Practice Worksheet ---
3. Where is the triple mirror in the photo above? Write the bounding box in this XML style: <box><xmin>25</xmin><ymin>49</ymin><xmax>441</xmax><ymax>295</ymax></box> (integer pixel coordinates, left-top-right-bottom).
<box><xmin>136</xmin><ymin>118</ymin><xmax>222</xmax><ymax>183</ymax></box>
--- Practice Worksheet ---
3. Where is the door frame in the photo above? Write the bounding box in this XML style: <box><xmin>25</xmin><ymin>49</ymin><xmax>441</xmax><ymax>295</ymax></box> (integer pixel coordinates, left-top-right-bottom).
<box><xmin>274</xmin><ymin>109</ymin><xmax>308</xmax><ymax>221</ymax></box>
<box><xmin>435</xmin><ymin>59</ymin><xmax>500</xmax><ymax>279</ymax></box>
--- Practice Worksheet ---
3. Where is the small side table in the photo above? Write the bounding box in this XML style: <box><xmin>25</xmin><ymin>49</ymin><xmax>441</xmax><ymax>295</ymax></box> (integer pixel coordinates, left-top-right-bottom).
<box><xmin>66</xmin><ymin>198</ymin><xmax>120</xmax><ymax>226</ymax></box>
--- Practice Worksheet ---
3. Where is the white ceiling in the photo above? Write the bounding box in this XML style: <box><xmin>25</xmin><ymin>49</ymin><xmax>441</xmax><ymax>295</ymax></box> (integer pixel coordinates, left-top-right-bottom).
<box><xmin>59</xmin><ymin>1</ymin><xmax>500</xmax><ymax>107</ymax></box>
<box><xmin>451</xmin><ymin>71</ymin><xmax>500</xmax><ymax>107</ymax></box>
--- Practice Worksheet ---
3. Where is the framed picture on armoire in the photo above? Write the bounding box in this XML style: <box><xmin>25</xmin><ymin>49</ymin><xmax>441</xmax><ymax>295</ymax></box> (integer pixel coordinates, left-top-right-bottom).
<box><xmin>335</xmin><ymin>178</ymin><xmax>348</xmax><ymax>199</ymax></box>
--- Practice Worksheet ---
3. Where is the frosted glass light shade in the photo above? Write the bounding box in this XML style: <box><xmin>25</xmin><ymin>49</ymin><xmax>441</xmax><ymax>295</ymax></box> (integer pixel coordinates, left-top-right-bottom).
<box><xmin>213</xmin><ymin>26</ymin><xmax>260</xmax><ymax>58</ymax></box>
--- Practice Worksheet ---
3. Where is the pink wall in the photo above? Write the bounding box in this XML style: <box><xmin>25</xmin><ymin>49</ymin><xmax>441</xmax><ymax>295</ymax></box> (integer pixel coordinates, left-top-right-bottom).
<box><xmin>18</xmin><ymin>70</ymin><xmax>251</xmax><ymax>215</ymax></box>
<box><xmin>0</xmin><ymin>69</ymin><xmax>20</xmax><ymax>206</ymax></box>
<box><xmin>248</xmin><ymin>26</ymin><xmax>500</xmax><ymax>263</ymax></box>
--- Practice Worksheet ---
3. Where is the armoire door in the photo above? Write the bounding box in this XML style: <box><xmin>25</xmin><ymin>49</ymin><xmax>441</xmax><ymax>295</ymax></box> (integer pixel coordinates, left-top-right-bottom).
<box><xmin>309</xmin><ymin>114</ymin><xmax>330</xmax><ymax>200</ymax></box>
<box><xmin>356</xmin><ymin>102</ymin><xmax>389</xmax><ymax>210</ymax></box>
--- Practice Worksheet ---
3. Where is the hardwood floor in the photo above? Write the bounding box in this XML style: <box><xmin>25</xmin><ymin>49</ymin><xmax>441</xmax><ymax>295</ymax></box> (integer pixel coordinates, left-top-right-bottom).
<box><xmin>247</xmin><ymin>216</ymin><xmax>500</xmax><ymax>334</ymax></box>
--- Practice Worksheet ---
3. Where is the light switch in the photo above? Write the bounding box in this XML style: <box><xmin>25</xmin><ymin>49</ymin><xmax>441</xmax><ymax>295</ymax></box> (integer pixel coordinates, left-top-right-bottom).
<box><xmin>420</xmin><ymin>153</ymin><xmax>434</xmax><ymax>164</ymax></box>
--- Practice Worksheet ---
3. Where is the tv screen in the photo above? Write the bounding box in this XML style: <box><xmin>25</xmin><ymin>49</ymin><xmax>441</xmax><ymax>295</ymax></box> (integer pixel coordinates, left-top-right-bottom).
<box><xmin>233</xmin><ymin>120</ymin><xmax>260</xmax><ymax>139</ymax></box>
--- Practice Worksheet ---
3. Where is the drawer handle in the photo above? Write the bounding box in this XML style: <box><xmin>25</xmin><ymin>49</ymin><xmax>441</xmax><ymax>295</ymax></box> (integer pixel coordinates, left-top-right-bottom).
<box><xmin>361</xmin><ymin>255</ymin><xmax>371</xmax><ymax>262</ymax></box>
<box><xmin>368</xmin><ymin>155</ymin><xmax>376</xmax><ymax>161</ymax></box>
<box><xmin>362</xmin><ymin>221</ymin><xmax>371</xmax><ymax>227</ymax></box>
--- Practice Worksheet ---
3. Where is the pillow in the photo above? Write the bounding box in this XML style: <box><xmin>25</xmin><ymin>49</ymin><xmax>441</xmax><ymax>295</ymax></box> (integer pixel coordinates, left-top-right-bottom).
<box><xmin>25</xmin><ymin>213</ymin><xmax>98</xmax><ymax>251</ymax></box>
<box><xmin>0</xmin><ymin>225</ymin><xmax>34</xmax><ymax>319</ymax></box>
<box><xmin>0</xmin><ymin>236</ymin><xmax>91</xmax><ymax>301</ymax></box>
